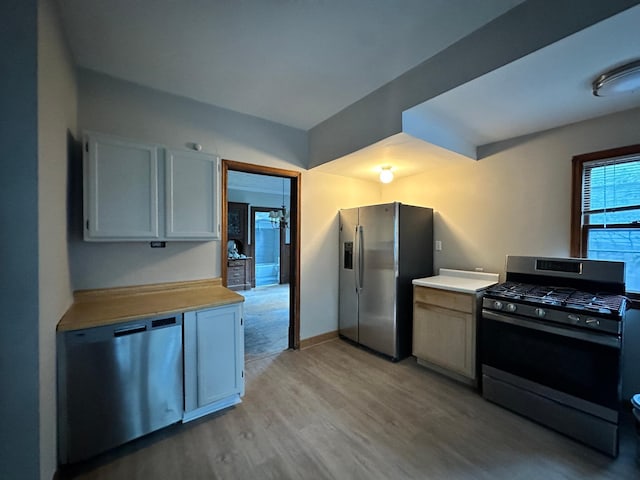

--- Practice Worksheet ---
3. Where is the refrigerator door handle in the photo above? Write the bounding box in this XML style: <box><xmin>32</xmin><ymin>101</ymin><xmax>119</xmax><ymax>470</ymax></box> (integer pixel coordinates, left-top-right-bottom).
<box><xmin>354</xmin><ymin>225</ymin><xmax>360</xmax><ymax>292</ymax></box>
<box><xmin>357</xmin><ymin>225</ymin><xmax>364</xmax><ymax>292</ymax></box>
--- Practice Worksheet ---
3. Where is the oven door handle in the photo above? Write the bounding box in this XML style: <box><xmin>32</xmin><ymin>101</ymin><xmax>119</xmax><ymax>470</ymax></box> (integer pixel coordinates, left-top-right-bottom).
<box><xmin>482</xmin><ymin>309</ymin><xmax>621</xmax><ymax>349</ymax></box>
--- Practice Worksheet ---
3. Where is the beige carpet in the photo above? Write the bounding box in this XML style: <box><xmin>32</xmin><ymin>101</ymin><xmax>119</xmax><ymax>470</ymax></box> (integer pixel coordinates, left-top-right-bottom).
<box><xmin>239</xmin><ymin>284</ymin><xmax>290</xmax><ymax>362</ymax></box>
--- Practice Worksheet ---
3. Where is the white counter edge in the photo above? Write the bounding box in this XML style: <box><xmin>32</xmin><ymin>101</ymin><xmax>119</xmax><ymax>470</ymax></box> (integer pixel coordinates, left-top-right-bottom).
<box><xmin>412</xmin><ymin>270</ymin><xmax>500</xmax><ymax>293</ymax></box>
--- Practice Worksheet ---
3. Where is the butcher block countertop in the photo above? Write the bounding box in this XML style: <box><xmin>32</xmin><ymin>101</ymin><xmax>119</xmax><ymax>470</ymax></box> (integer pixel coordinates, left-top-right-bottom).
<box><xmin>57</xmin><ymin>278</ymin><xmax>244</xmax><ymax>332</ymax></box>
<box><xmin>413</xmin><ymin>269</ymin><xmax>500</xmax><ymax>294</ymax></box>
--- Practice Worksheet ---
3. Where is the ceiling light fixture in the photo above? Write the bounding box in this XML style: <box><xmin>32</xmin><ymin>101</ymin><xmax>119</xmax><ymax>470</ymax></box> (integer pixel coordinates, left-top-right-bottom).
<box><xmin>379</xmin><ymin>166</ymin><xmax>394</xmax><ymax>184</ymax></box>
<box><xmin>592</xmin><ymin>59</ymin><xmax>640</xmax><ymax>97</ymax></box>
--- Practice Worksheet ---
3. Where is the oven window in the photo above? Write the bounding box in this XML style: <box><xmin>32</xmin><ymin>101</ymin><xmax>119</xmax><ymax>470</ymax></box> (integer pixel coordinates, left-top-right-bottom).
<box><xmin>481</xmin><ymin>318</ymin><xmax>620</xmax><ymax>409</ymax></box>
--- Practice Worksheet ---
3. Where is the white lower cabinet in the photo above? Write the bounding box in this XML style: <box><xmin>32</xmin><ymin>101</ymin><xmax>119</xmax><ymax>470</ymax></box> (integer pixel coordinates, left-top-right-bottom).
<box><xmin>183</xmin><ymin>303</ymin><xmax>244</xmax><ymax>422</ymax></box>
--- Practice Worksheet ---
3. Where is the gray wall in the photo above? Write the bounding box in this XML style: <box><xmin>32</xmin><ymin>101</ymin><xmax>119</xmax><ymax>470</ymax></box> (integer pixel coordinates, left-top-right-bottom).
<box><xmin>309</xmin><ymin>0</ymin><xmax>640</xmax><ymax>167</ymax></box>
<box><xmin>71</xmin><ymin>70</ymin><xmax>307</xmax><ymax>290</ymax></box>
<box><xmin>0</xmin><ymin>1</ymin><xmax>40</xmax><ymax>479</ymax></box>
<box><xmin>227</xmin><ymin>190</ymin><xmax>289</xmax><ymax>211</ymax></box>
<box><xmin>70</xmin><ymin>69</ymin><xmax>383</xmax><ymax>341</ymax></box>
<box><xmin>38</xmin><ymin>0</ymin><xmax>78</xmax><ymax>477</ymax></box>
<box><xmin>71</xmin><ymin>69</ymin><xmax>384</xmax><ymax>340</ymax></box>
<box><xmin>382</xmin><ymin>107</ymin><xmax>640</xmax><ymax>398</ymax></box>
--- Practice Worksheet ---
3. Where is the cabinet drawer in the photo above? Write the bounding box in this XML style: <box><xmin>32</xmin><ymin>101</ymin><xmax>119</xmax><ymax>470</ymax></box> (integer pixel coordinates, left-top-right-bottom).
<box><xmin>413</xmin><ymin>286</ymin><xmax>473</xmax><ymax>313</ymax></box>
<box><xmin>228</xmin><ymin>260</ymin><xmax>245</xmax><ymax>268</ymax></box>
<box><xmin>228</xmin><ymin>267</ymin><xmax>244</xmax><ymax>277</ymax></box>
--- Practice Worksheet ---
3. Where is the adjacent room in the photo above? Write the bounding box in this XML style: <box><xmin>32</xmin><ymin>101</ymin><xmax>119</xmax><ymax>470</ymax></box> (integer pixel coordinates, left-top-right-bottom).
<box><xmin>227</xmin><ymin>171</ymin><xmax>292</xmax><ymax>361</ymax></box>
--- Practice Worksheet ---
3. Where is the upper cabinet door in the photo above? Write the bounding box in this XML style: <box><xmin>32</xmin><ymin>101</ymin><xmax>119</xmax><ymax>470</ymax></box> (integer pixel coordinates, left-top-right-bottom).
<box><xmin>84</xmin><ymin>133</ymin><xmax>159</xmax><ymax>241</ymax></box>
<box><xmin>165</xmin><ymin>150</ymin><xmax>220</xmax><ymax>240</ymax></box>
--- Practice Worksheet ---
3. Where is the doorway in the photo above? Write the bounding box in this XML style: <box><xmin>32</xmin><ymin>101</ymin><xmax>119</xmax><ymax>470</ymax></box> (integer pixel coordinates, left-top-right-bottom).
<box><xmin>221</xmin><ymin>160</ymin><xmax>301</xmax><ymax>354</ymax></box>
<box><xmin>252</xmin><ymin>206</ymin><xmax>289</xmax><ymax>287</ymax></box>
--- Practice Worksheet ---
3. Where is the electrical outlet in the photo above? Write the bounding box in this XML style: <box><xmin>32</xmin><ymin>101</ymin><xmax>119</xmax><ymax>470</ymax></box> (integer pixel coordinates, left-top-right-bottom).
<box><xmin>435</xmin><ymin>240</ymin><xmax>442</xmax><ymax>251</ymax></box>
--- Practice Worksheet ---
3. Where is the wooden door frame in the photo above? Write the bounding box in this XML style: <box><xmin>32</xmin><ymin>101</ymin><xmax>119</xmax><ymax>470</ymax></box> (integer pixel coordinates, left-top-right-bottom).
<box><xmin>221</xmin><ymin>159</ymin><xmax>301</xmax><ymax>350</ymax></box>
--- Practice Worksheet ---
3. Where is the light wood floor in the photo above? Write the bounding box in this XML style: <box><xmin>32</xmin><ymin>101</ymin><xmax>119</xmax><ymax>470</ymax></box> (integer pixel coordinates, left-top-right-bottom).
<box><xmin>61</xmin><ymin>339</ymin><xmax>639</xmax><ymax>479</ymax></box>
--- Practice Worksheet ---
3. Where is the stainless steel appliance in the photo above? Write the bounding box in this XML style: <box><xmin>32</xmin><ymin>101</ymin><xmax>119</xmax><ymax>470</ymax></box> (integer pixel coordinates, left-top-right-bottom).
<box><xmin>339</xmin><ymin>202</ymin><xmax>433</xmax><ymax>361</ymax></box>
<box><xmin>481</xmin><ymin>256</ymin><xmax>627</xmax><ymax>456</ymax></box>
<box><xmin>57</xmin><ymin>314</ymin><xmax>183</xmax><ymax>464</ymax></box>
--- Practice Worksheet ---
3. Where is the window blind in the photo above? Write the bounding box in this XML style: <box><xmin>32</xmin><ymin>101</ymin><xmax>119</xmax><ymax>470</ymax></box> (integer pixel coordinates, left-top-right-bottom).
<box><xmin>582</xmin><ymin>154</ymin><xmax>640</xmax><ymax>226</ymax></box>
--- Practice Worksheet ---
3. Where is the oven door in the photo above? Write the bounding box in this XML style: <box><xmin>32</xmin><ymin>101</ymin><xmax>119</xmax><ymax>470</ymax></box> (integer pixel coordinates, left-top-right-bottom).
<box><xmin>480</xmin><ymin>309</ymin><xmax>621</xmax><ymax>411</ymax></box>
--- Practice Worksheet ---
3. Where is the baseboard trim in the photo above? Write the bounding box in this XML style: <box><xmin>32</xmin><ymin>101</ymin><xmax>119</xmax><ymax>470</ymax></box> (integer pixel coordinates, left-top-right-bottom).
<box><xmin>300</xmin><ymin>330</ymin><xmax>338</xmax><ymax>349</ymax></box>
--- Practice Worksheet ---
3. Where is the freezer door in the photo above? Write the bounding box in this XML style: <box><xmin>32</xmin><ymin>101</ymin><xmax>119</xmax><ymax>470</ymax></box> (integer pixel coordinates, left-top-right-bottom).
<box><xmin>358</xmin><ymin>203</ymin><xmax>398</xmax><ymax>357</ymax></box>
<box><xmin>339</xmin><ymin>208</ymin><xmax>359</xmax><ymax>342</ymax></box>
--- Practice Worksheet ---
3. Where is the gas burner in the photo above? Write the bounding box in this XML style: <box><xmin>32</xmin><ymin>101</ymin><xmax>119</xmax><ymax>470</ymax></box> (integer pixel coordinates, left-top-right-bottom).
<box><xmin>564</xmin><ymin>291</ymin><xmax>625</xmax><ymax>314</ymax></box>
<box><xmin>485</xmin><ymin>281</ymin><xmax>627</xmax><ymax>318</ymax></box>
<box><xmin>486</xmin><ymin>281</ymin><xmax>535</xmax><ymax>299</ymax></box>
<box><xmin>523</xmin><ymin>286</ymin><xmax>574</xmax><ymax>305</ymax></box>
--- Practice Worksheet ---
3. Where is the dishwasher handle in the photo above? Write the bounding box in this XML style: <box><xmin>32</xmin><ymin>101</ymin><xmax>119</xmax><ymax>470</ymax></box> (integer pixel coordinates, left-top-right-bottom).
<box><xmin>114</xmin><ymin>324</ymin><xmax>147</xmax><ymax>337</ymax></box>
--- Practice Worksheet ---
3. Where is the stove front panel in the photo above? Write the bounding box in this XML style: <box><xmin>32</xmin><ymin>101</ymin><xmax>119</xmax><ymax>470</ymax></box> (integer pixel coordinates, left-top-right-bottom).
<box><xmin>482</xmin><ymin>295</ymin><xmax>623</xmax><ymax>335</ymax></box>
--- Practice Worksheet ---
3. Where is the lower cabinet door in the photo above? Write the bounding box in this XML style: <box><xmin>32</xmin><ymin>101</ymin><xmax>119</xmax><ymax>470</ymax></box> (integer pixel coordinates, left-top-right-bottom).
<box><xmin>183</xmin><ymin>303</ymin><xmax>244</xmax><ymax>421</ymax></box>
<box><xmin>413</xmin><ymin>302</ymin><xmax>475</xmax><ymax>379</ymax></box>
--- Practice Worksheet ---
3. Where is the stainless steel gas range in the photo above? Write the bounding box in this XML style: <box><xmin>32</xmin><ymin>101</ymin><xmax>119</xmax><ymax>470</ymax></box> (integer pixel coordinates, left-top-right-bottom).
<box><xmin>480</xmin><ymin>256</ymin><xmax>627</xmax><ymax>457</ymax></box>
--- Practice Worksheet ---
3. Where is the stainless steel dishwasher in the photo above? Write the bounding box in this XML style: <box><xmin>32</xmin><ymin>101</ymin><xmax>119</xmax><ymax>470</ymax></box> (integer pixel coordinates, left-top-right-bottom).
<box><xmin>57</xmin><ymin>314</ymin><xmax>183</xmax><ymax>464</ymax></box>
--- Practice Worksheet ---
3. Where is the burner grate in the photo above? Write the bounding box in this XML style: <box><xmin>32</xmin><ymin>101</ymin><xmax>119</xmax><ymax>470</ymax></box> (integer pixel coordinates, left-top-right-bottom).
<box><xmin>486</xmin><ymin>281</ymin><xmax>626</xmax><ymax>316</ymax></box>
<box><xmin>565</xmin><ymin>291</ymin><xmax>625</xmax><ymax>314</ymax></box>
<box><xmin>487</xmin><ymin>281</ymin><xmax>535</xmax><ymax>297</ymax></box>
<box><xmin>523</xmin><ymin>286</ymin><xmax>574</xmax><ymax>306</ymax></box>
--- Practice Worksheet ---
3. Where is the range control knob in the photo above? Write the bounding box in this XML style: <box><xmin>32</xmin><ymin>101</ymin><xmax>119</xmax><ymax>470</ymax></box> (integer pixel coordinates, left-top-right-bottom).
<box><xmin>506</xmin><ymin>303</ymin><xmax>517</xmax><ymax>313</ymax></box>
<box><xmin>535</xmin><ymin>308</ymin><xmax>546</xmax><ymax>318</ymax></box>
<box><xmin>585</xmin><ymin>318</ymin><xmax>600</xmax><ymax>327</ymax></box>
<box><xmin>493</xmin><ymin>301</ymin><xmax>504</xmax><ymax>310</ymax></box>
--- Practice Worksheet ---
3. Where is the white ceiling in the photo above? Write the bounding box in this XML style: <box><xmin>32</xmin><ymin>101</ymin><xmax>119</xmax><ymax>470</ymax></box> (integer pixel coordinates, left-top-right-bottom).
<box><xmin>315</xmin><ymin>4</ymin><xmax>640</xmax><ymax>182</ymax></box>
<box><xmin>55</xmin><ymin>1</ymin><xmax>640</xmax><ymax>185</ymax></box>
<box><xmin>403</xmin><ymin>4</ymin><xmax>640</xmax><ymax>156</ymax></box>
<box><xmin>56</xmin><ymin>0</ymin><xmax>523</xmax><ymax>130</ymax></box>
<box><xmin>228</xmin><ymin>171</ymin><xmax>290</xmax><ymax>196</ymax></box>
<box><xmin>313</xmin><ymin>132</ymin><xmax>473</xmax><ymax>181</ymax></box>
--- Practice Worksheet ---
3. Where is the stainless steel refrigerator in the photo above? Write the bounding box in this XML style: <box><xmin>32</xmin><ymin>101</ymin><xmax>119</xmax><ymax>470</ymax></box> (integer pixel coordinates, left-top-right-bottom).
<box><xmin>339</xmin><ymin>202</ymin><xmax>433</xmax><ymax>361</ymax></box>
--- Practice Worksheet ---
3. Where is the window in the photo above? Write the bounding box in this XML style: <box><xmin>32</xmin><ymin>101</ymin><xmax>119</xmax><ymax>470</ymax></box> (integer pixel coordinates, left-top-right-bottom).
<box><xmin>571</xmin><ymin>144</ymin><xmax>640</xmax><ymax>295</ymax></box>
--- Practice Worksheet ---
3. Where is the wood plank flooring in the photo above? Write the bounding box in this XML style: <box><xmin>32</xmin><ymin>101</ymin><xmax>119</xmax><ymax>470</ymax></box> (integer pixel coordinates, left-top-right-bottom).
<box><xmin>60</xmin><ymin>339</ymin><xmax>639</xmax><ymax>479</ymax></box>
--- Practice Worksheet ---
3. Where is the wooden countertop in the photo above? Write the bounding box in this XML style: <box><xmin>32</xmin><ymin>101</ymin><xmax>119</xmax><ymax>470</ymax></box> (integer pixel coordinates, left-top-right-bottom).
<box><xmin>57</xmin><ymin>278</ymin><xmax>244</xmax><ymax>332</ymax></box>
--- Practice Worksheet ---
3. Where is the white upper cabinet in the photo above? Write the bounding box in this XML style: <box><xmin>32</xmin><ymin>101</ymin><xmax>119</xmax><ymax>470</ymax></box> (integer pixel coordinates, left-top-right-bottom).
<box><xmin>165</xmin><ymin>149</ymin><xmax>220</xmax><ymax>240</ymax></box>
<box><xmin>83</xmin><ymin>132</ymin><xmax>220</xmax><ymax>241</ymax></box>
<box><xmin>83</xmin><ymin>133</ymin><xmax>159</xmax><ymax>241</ymax></box>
